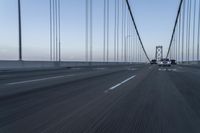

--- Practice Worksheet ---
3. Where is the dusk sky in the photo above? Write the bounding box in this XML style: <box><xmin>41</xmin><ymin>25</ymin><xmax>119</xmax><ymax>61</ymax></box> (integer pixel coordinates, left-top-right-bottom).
<box><xmin>0</xmin><ymin>0</ymin><xmax>180</xmax><ymax>61</ymax></box>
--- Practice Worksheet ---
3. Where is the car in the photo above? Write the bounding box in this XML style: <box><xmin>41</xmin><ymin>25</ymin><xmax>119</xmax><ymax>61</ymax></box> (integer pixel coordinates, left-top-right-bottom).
<box><xmin>171</xmin><ymin>59</ymin><xmax>177</xmax><ymax>65</ymax></box>
<box><xmin>150</xmin><ymin>59</ymin><xmax>157</xmax><ymax>64</ymax></box>
<box><xmin>158</xmin><ymin>58</ymin><xmax>171</xmax><ymax>67</ymax></box>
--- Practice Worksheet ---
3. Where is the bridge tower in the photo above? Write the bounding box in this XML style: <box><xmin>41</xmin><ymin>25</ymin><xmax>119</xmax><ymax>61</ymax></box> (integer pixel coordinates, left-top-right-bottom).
<box><xmin>155</xmin><ymin>46</ymin><xmax>163</xmax><ymax>61</ymax></box>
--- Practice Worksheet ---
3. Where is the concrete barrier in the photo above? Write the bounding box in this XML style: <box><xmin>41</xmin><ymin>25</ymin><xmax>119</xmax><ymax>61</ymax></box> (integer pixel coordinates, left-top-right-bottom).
<box><xmin>178</xmin><ymin>61</ymin><xmax>200</xmax><ymax>69</ymax></box>
<box><xmin>0</xmin><ymin>60</ymin><xmax>137</xmax><ymax>70</ymax></box>
<box><xmin>179</xmin><ymin>61</ymin><xmax>200</xmax><ymax>65</ymax></box>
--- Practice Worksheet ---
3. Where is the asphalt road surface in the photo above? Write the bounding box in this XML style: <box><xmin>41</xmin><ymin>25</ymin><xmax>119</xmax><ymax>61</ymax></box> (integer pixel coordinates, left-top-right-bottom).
<box><xmin>1</xmin><ymin>65</ymin><xmax>200</xmax><ymax>133</ymax></box>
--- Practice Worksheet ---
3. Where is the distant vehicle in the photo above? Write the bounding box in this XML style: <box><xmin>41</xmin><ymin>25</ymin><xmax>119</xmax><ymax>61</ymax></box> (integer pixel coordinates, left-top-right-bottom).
<box><xmin>158</xmin><ymin>58</ymin><xmax>171</xmax><ymax>67</ymax></box>
<box><xmin>150</xmin><ymin>59</ymin><xmax>157</xmax><ymax>64</ymax></box>
<box><xmin>171</xmin><ymin>59</ymin><xmax>177</xmax><ymax>65</ymax></box>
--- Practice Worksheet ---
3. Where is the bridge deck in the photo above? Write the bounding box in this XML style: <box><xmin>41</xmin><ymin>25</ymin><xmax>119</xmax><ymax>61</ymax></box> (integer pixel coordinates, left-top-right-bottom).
<box><xmin>0</xmin><ymin>65</ymin><xmax>200</xmax><ymax>133</ymax></box>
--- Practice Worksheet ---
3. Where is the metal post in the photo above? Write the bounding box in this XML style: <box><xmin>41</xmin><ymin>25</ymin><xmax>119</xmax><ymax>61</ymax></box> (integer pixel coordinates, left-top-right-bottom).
<box><xmin>18</xmin><ymin>0</ymin><xmax>22</xmax><ymax>61</ymax></box>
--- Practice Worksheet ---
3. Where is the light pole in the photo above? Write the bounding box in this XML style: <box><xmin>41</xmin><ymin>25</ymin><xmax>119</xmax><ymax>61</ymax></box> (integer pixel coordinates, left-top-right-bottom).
<box><xmin>18</xmin><ymin>0</ymin><xmax>22</xmax><ymax>61</ymax></box>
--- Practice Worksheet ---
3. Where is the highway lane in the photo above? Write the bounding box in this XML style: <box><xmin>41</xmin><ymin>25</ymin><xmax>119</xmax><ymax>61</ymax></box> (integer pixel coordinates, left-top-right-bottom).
<box><xmin>168</xmin><ymin>65</ymin><xmax>200</xmax><ymax>119</ymax></box>
<box><xmin>0</xmin><ymin>66</ymin><xmax>127</xmax><ymax>84</ymax></box>
<box><xmin>0</xmin><ymin>65</ymin><xmax>200</xmax><ymax>133</ymax></box>
<box><xmin>0</xmin><ymin>65</ymin><xmax>145</xmax><ymax>133</ymax></box>
<box><xmin>0</xmin><ymin>65</ymin><xmax>142</xmax><ymax>98</ymax></box>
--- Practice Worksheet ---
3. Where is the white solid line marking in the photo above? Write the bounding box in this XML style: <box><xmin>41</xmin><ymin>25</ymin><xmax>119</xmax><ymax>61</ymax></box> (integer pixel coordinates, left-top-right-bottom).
<box><xmin>105</xmin><ymin>75</ymin><xmax>136</xmax><ymax>93</ymax></box>
<box><xmin>7</xmin><ymin>74</ymin><xmax>75</xmax><ymax>85</ymax></box>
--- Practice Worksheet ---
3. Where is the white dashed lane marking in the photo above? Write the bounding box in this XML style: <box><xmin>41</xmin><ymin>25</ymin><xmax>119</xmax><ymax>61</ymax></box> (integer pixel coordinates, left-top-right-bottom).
<box><xmin>105</xmin><ymin>75</ymin><xmax>136</xmax><ymax>93</ymax></box>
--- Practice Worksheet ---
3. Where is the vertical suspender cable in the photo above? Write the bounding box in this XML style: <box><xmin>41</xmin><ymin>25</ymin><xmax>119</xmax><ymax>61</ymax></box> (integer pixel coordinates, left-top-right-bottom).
<box><xmin>127</xmin><ymin>17</ymin><xmax>129</xmax><ymax>62</ymax></box>
<box><xmin>186</xmin><ymin>0</ymin><xmax>191</xmax><ymax>62</ymax></box>
<box><xmin>175</xmin><ymin>30</ymin><xmax>177</xmax><ymax>60</ymax></box>
<box><xmin>90</xmin><ymin>0</ymin><xmax>93</xmax><ymax>62</ymax></box>
<box><xmin>85</xmin><ymin>0</ymin><xmax>88</xmax><ymax>62</ymax></box>
<box><xmin>133</xmin><ymin>29</ymin><xmax>135</xmax><ymax>62</ymax></box>
<box><xmin>135</xmin><ymin>35</ymin><xmax>137</xmax><ymax>62</ymax></box>
<box><xmin>50</xmin><ymin>0</ymin><xmax>60</xmax><ymax>61</ymax></box>
<box><xmin>130</xmin><ymin>28</ymin><xmax>132</xmax><ymax>62</ymax></box>
<box><xmin>135</xmin><ymin>30</ymin><xmax>137</xmax><ymax>62</ymax></box>
<box><xmin>178</xmin><ymin>12</ymin><xmax>181</xmax><ymax>62</ymax></box>
<box><xmin>177</xmin><ymin>13</ymin><xmax>181</xmax><ymax>61</ymax></box>
<box><xmin>169</xmin><ymin>46</ymin><xmax>171</xmax><ymax>60</ymax></box>
<box><xmin>131</xmin><ymin>27</ymin><xmax>133</xmax><ymax>62</ymax></box>
<box><xmin>130</xmin><ymin>20</ymin><xmax>132</xmax><ymax>62</ymax></box>
<box><xmin>52</xmin><ymin>0</ymin><xmax>55</xmax><ymax>61</ymax></box>
<box><xmin>121</xmin><ymin>0</ymin><xmax>124</xmax><ymax>62</ymax></box>
<box><xmin>138</xmin><ymin>38</ymin><xmax>139</xmax><ymax>62</ymax></box>
<box><xmin>128</xmin><ymin>17</ymin><xmax>132</xmax><ymax>62</ymax></box>
<box><xmin>185</xmin><ymin>0</ymin><xmax>187</xmax><ymax>61</ymax></box>
<box><xmin>55</xmin><ymin>0</ymin><xmax>58</xmax><ymax>61</ymax></box>
<box><xmin>176</xmin><ymin>30</ymin><xmax>178</xmax><ymax>60</ymax></box>
<box><xmin>138</xmin><ymin>38</ymin><xmax>140</xmax><ymax>62</ymax></box>
<box><xmin>136</xmin><ymin>37</ymin><xmax>138</xmax><ymax>63</ymax></box>
<box><xmin>172</xmin><ymin>32</ymin><xmax>174</xmax><ymax>59</ymax></box>
<box><xmin>107</xmin><ymin>0</ymin><xmax>109</xmax><ymax>62</ymax></box>
<box><xmin>124</xmin><ymin>5</ymin><xmax>127</xmax><ymax>62</ymax></box>
<box><xmin>140</xmin><ymin>45</ymin><xmax>141</xmax><ymax>62</ymax></box>
<box><xmin>55</xmin><ymin>0</ymin><xmax>57</xmax><ymax>61</ymax></box>
<box><xmin>49</xmin><ymin>0</ymin><xmax>52</xmax><ymax>61</ymax></box>
<box><xmin>18</xmin><ymin>0</ymin><xmax>22</xmax><ymax>61</ymax></box>
<box><xmin>103</xmin><ymin>0</ymin><xmax>106</xmax><ymax>62</ymax></box>
<box><xmin>192</xmin><ymin>0</ymin><xmax>196</xmax><ymax>61</ymax></box>
<box><xmin>176</xmin><ymin>27</ymin><xmax>179</xmax><ymax>60</ymax></box>
<box><xmin>186</xmin><ymin>0</ymin><xmax>188</xmax><ymax>62</ymax></box>
<box><xmin>129</xmin><ymin>18</ymin><xmax>131</xmax><ymax>62</ymax></box>
<box><xmin>114</xmin><ymin>0</ymin><xmax>117</xmax><ymax>62</ymax></box>
<box><xmin>58</xmin><ymin>0</ymin><xmax>61</xmax><ymax>62</ymax></box>
<box><xmin>175</xmin><ymin>34</ymin><xmax>176</xmax><ymax>59</ymax></box>
<box><xmin>187</xmin><ymin>0</ymin><xmax>191</xmax><ymax>62</ymax></box>
<box><xmin>116</xmin><ymin>0</ymin><xmax>119</xmax><ymax>62</ymax></box>
<box><xmin>172</xmin><ymin>36</ymin><xmax>174</xmax><ymax>59</ymax></box>
<box><xmin>182</xmin><ymin>0</ymin><xmax>185</xmax><ymax>62</ymax></box>
<box><xmin>197</xmin><ymin>0</ymin><xmax>200</xmax><ymax>61</ymax></box>
<box><xmin>126</xmin><ymin>14</ymin><xmax>129</xmax><ymax>62</ymax></box>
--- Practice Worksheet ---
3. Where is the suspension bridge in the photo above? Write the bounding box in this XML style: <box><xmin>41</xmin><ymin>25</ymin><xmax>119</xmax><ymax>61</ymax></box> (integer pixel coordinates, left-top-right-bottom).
<box><xmin>0</xmin><ymin>0</ymin><xmax>200</xmax><ymax>133</ymax></box>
